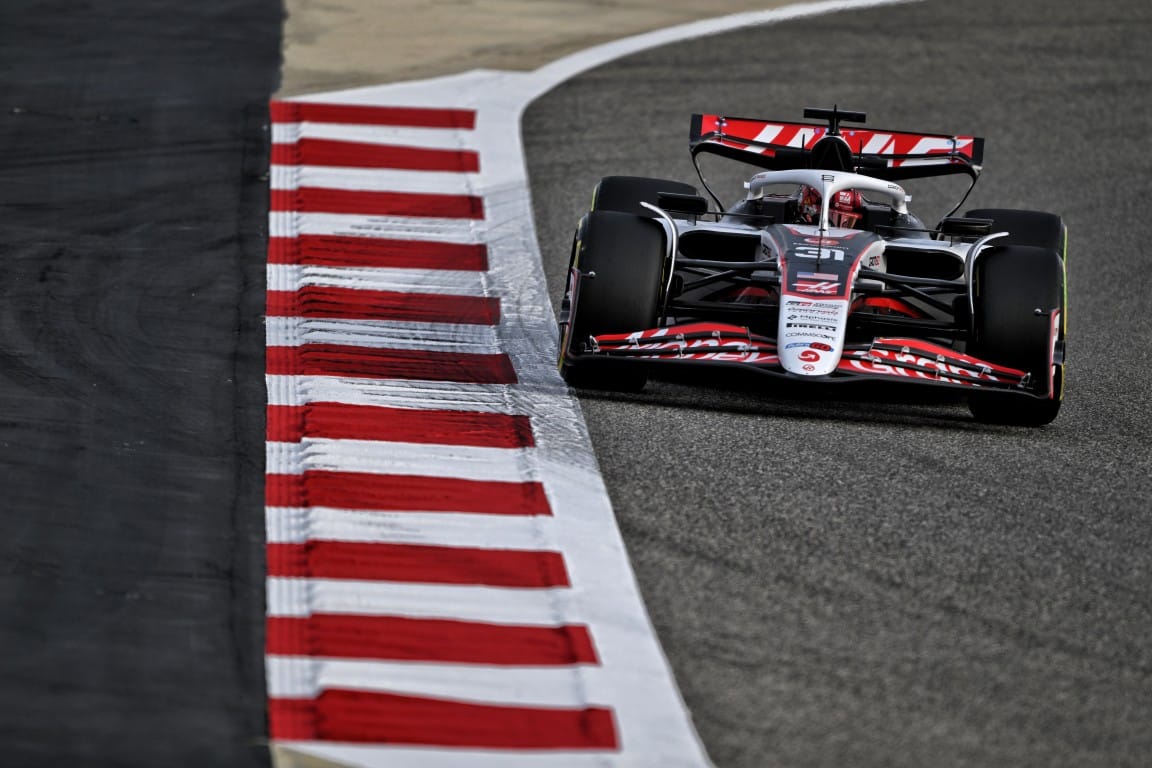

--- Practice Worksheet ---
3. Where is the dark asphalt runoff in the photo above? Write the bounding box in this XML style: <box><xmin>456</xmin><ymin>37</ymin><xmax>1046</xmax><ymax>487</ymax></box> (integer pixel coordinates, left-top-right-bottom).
<box><xmin>0</xmin><ymin>1</ymin><xmax>279</xmax><ymax>766</ymax></box>
<box><xmin>524</xmin><ymin>0</ymin><xmax>1152</xmax><ymax>766</ymax></box>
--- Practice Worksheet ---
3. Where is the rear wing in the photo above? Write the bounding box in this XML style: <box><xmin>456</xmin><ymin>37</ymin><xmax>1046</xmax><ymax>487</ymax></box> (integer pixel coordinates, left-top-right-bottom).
<box><xmin>690</xmin><ymin>113</ymin><xmax>983</xmax><ymax>181</ymax></box>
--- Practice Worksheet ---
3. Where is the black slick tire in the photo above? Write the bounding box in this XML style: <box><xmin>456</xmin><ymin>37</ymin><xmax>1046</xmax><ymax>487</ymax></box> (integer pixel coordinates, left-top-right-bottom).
<box><xmin>967</xmin><ymin>245</ymin><xmax>1065</xmax><ymax>426</ymax></box>
<box><xmin>559</xmin><ymin>210</ymin><xmax>665</xmax><ymax>391</ymax></box>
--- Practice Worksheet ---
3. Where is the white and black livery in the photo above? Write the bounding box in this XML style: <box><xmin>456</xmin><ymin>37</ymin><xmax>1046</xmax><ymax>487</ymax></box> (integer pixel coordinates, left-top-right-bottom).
<box><xmin>557</xmin><ymin>107</ymin><xmax>1068</xmax><ymax>426</ymax></box>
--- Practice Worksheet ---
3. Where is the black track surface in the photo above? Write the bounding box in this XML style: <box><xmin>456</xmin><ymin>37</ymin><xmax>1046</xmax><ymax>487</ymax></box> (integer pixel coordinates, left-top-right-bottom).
<box><xmin>525</xmin><ymin>0</ymin><xmax>1152</xmax><ymax>766</ymax></box>
<box><xmin>0</xmin><ymin>2</ymin><xmax>279</xmax><ymax>765</ymax></box>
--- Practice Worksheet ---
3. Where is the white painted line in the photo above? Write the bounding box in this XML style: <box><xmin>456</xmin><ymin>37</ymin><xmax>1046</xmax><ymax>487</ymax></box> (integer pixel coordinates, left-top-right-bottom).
<box><xmin>269</xmin><ymin>439</ymin><xmax>537</xmax><ymax>483</ymax></box>
<box><xmin>268</xmin><ymin>656</ymin><xmax>606</xmax><ymax>707</ymax></box>
<box><xmin>265</xmin><ymin>317</ymin><xmax>501</xmax><ymax>352</ymax></box>
<box><xmin>266</xmin><ymin>506</ymin><xmax>557</xmax><ymax>550</ymax></box>
<box><xmin>266</xmin><ymin>264</ymin><xmax>491</xmax><ymax>295</ymax></box>
<box><xmin>267</xmin><ymin>577</ymin><xmax>575</xmax><ymax>626</ymax></box>
<box><xmin>265</xmin><ymin>375</ymin><xmax>525</xmax><ymax>412</ymax></box>
<box><xmin>272</xmin><ymin>122</ymin><xmax>477</xmax><ymax>149</ymax></box>
<box><xmin>272</xmin><ymin>745</ymin><xmax>620</xmax><ymax>768</ymax></box>
<box><xmin>269</xmin><ymin>211</ymin><xmax>485</xmax><ymax>242</ymax></box>
<box><xmin>272</xmin><ymin>165</ymin><xmax>481</xmax><ymax>195</ymax></box>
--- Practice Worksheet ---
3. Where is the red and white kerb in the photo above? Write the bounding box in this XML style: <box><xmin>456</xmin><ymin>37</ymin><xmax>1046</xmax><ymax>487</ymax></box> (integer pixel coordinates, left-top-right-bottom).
<box><xmin>265</xmin><ymin>97</ymin><xmax>710</xmax><ymax>768</ymax></box>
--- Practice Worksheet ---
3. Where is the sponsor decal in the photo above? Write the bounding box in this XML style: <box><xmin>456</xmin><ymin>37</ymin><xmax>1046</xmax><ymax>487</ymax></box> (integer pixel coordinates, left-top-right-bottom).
<box><xmin>794</xmin><ymin>280</ymin><xmax>840</xmax><ymax>295</ymax></box>
<box><xmin>845</xmin><ymin>348</ymin><xmax>1003</xmax><ymax>385</ymax></box>
<box><xmin>811</xmin><ymin>342</ymin><xmax>832</xmax><ymax>351</ymax></box>
<box><xmin>798</xmin><ymin>349</ymin><xmax>821</xmax><ymax>362</ymax></box>
<box><xmin>785</xmin><ymin>300</ymin><xmax>841</xmax><ymax>310</ymax></box>
<box><xmin>785</xmin><ymin>332</ymin><xmax>835</xmax><ymax>340</ymax></box>
<box><xmin>786</xmin><ymin>322</ymin><xmax>836</xmax><ymax>331</ymax></box>
<box><xmin>797</xmin><ymin>271</ymin><xmax>837</xmax><ymax>280</ymax></box>
<box><xmin>594</xmin><ymin>330</ymin><xmax>782</xmax><ymax>366</ymax></box>
<box><xmin>785</xmin><ymin>342</ymin><xmax>811</xmax><ymax>350</ymax></box>
<box><xmin>803</xmin><ymin>364</ymin><xmax>816</xmax><ymax>372</ymax></box>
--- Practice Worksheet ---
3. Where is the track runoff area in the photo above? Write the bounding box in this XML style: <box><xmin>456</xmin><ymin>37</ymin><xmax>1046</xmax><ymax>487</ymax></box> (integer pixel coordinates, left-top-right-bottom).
<box><xmin>263</xmin><ymin>1</ymin><xmax>917</xmax><ymax>765</ymax></box>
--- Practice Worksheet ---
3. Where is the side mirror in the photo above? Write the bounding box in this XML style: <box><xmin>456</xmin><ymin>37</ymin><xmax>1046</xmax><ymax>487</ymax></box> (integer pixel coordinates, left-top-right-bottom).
<box><xmin>938</xmin><ymin>217</ymin><xmax>993</xmax><ymax>238</ymax></box>
<box><xmin>657</xmin><ymin>191</ymin><xmax>709</xmax><ymax>216</ymax></box>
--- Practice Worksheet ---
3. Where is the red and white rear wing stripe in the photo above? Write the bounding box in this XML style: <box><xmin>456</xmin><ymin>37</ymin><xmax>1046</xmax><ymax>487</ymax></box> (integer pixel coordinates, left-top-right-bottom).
<box><xmin>690</xmin><ymin>113</ymin><xmax>983</xmax><ymax>176</ymax></box>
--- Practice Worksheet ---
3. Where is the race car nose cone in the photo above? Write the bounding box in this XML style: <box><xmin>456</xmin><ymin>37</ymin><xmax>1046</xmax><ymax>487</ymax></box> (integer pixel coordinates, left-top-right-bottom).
<box><xmin>777</xmin><ymin>297</ymin><xmax>849</xmax><ymax>376</ymax></box>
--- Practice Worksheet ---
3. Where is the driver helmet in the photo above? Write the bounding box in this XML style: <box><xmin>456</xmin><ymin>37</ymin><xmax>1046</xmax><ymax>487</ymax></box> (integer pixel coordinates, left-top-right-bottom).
<box><xmin>798</xmin><ymin>185</ymin><xmax>822</xmax><ymax>224</ymax></box>
<box><xmin>797</xmin><ymin>186</ymin><xmax>866</xmax><ymax>228</ymax></box>
<box><xmin>829</xmin><ymin>189</ymin><xmax>864</xmax><ymax>228</ymax></box>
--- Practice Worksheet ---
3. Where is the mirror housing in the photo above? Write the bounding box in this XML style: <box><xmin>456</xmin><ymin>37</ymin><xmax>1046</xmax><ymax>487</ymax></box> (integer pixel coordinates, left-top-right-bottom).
<box><xmin>657</xmin><ymin>191</ymin><xmax>709</xmax><ymax>216</ymax></box>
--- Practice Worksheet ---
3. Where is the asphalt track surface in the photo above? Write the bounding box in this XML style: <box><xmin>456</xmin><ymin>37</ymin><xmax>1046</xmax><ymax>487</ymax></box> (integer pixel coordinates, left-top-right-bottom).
<box><xmin>0</xmin><ymin>1</ymin><xmax>277</xmax><ymax>765</ymax></box>
<box><xmin>524</xmin><ymin>0</ymin><xmax>1152</xmax><ymax>766</ymax></box>
<box><xmin>2</xmin><ymin>1</ymin><xmax>1150</xmax><ymax>767</ymax></box>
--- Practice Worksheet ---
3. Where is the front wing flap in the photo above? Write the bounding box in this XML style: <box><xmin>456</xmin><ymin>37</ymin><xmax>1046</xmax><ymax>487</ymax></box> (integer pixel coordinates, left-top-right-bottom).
<box><xmin>581</xmin><ymin>323</ymin><xmax>1032</xmax><ymax>392</ymax></box>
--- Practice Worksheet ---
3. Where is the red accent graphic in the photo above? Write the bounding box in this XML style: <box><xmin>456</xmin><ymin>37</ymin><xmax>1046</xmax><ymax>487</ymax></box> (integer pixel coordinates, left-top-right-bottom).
<box><xmin>852</xmin><ymin>295</ymin><xmax>927</xmax><ymax>318</ymax></box>
<box><xmin>590</xmin><ymin>322</ymin><xmax>780</xmax><ymax>365</ymax></box>
<box><xmin>840</xmin><ymin>337</ymin><xmax>1028</xmax><ymax>387</ymax></box>
<box><xmin>694</xmin><ymin>114</ymin><xmax>981</xmax><ymax>169</ymax></box>
<box><xmin>798</xmin><ymin>349</ymin><xmax>821</xmax><ymax>362</ymax></box>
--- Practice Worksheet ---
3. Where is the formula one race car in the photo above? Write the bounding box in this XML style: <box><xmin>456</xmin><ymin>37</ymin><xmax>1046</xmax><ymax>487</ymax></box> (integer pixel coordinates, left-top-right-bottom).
<box><xmin>557</xmin><ymin>107</ymin><xmax>1067</xmax><ymax>426</ymax></box>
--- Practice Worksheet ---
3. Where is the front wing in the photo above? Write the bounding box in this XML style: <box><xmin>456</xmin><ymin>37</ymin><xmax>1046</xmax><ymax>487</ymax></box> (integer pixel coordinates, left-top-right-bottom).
<box><xmin>577</xmin><ymin>322</ymin><xmax>1035</xmax><ymax>393</ymax></box>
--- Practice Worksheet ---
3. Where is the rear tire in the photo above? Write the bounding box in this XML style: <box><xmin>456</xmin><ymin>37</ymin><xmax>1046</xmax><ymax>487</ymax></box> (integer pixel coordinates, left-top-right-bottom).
<box><xmin>967</xmin><ymin>245</ymin><xmax>1065</xmax><ymax>426</ymax></box>
<box><xmin>592</xmin><ymin>175</ymin><xmax>698</xmax><ymax>217</ymax></box>
<box><xmin>559</xmin><ymin>211</ymin><xmax>665</xmax><ymax>391</ymax></box>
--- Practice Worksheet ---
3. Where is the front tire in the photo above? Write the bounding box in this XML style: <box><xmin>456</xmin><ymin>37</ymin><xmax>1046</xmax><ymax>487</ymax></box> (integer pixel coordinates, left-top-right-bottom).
<box><xmin>559</xmin><ymin>210</ymin><xmax>666</xmax><ymax>391</ymax></box>
<box><xmin>967</xmin><ymin>245</ymin><xmax>1065</xmax><ymax>426</ymax></box>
